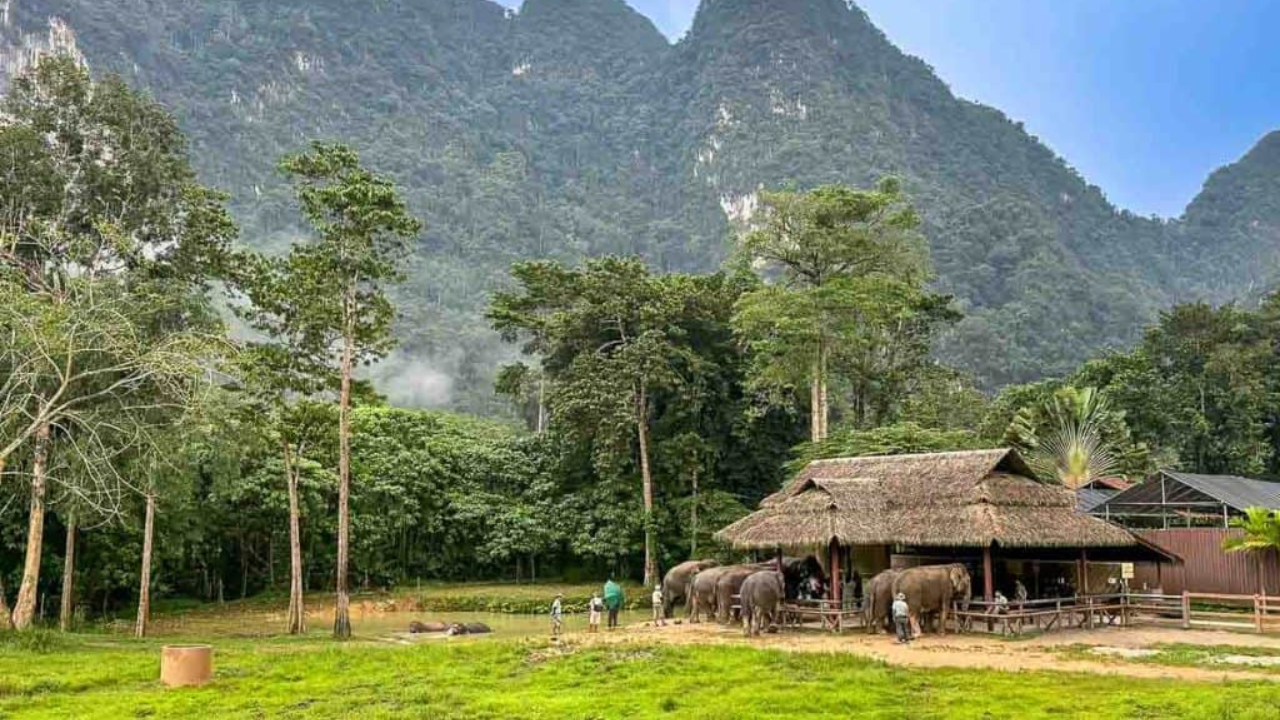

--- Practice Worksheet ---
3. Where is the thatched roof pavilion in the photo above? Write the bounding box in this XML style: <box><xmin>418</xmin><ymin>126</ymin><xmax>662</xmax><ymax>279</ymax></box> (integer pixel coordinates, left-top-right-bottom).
<box><xmin>716</xmin><ymin>449</ymin><xmax>1171</xmax><ymax>602</ymax></box>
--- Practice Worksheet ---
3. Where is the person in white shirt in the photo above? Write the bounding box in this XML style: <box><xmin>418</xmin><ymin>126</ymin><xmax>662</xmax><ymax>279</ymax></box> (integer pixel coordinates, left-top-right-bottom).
<box><xmin>588</xmin><ymin>593</ymin><xmax>603</xmax><ymax>633</ymax></box>
<box><xmin>652</xmin><ymin>585</ymin><xmax>666</xmax><ymax>626</ymax></box>
<box><xmin>550</xmin><ymin>593</ymin><xmax>564</xmax><ymax>639</ymax></box>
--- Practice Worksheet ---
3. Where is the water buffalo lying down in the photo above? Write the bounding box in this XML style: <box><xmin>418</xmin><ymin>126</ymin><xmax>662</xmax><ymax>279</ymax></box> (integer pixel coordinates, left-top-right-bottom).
<box><xmin>446</xmin><ymin>622</ymin><xmax>492</xmax><ymax>636</ymax></box>
<box><xmin>408</xmin><ymin>621</ymin><xmax>450</xmax><ymax>634</ymax></box>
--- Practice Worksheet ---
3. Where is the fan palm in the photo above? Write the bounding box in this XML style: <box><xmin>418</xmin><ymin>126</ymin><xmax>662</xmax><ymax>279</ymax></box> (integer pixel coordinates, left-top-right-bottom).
<box><xmin>1019</xmin><ymin>387</ymin><xmax>1119</xmax><ymax>490</ymax></box>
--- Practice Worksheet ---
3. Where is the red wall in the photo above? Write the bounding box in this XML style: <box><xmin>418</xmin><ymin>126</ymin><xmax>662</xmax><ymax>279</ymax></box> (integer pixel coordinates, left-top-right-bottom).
<box><xmin>1133</xmin><ymin>529</ymin><xmax>1280</xmax><ymax>596</ymax></box>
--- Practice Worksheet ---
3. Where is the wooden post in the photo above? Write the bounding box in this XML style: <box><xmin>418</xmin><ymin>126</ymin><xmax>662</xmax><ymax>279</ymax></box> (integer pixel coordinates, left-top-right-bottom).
<box><xmin>982</xmin><ymin>545</ymin><xmax>994</xmax><ymax>601</ymax></box>
<box><xmin>1255</xmin><ymin>595</ymin><xmax>1263</xmax><ymax>633</ymax></box>
<box><xmin>983</xmin><ymin>545</ymin><xmax>994</xmax><ymax>632</ymax></box>
<box><xmin>1080</xmin><ymin>549</ymin><xmax>1089</xmax><ymax>596</ymax></box>
<box><xmin>1181</xmin><ymin>590</ymin><xmax>1191</xmax><ymax>629</ymax></box>
<box><xmin>829</xmin><ymin>539</ymin><xmax>841</xmax><ymax>605</ymax></box>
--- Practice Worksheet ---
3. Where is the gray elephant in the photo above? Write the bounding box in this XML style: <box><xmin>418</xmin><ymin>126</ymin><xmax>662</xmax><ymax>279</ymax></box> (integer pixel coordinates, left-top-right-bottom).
<box><xmin>689</xmin><ymin>565</ymin><xmax>732</xmax><ymax>623</ymax></box>
<box><xmin>715</xmin><ymin>565</ymin><xmax>764</xmax><ymax>624</ymax></box>
<box><xmin>662</xmin><ymin>559</ymin><xmax>719</xmax><ymax>618</ymax></box>
<box><xmin>863</xmin><ymin>569</ymin><xmax>899</xmax><ymax>634</ymax></box>
<box><xmin>890</xmin><ymin>563</ymin><xmax>971</xmax><ymax>636</ymax></box>
<box><xmin>447</xmin><ymin>622</ymin><xmax>492</xmax><ymax>636</ymax></box>
<box><xmin>739</xmin><ymin>570</ymin><xmax>784</xmax><ymax>636</ymax></box>
<box><xmin>408</xmin><ymin>620</ymin><xmax>449</xmax><ymax>634</ymax></box>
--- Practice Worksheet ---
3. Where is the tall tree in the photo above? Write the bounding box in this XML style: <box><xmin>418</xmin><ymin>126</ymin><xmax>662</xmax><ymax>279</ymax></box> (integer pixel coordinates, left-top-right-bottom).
<box><xmin>277</xmin><ymin>142</ymin><xmax>420</xmax><ymax>639</ymax></box>
<box><xmin>491</xmin><ymin>258</ymin><xmax>700</xmax><ymax>587</ymax></box>
<box><xmin>733</xmin><ymin>180</ymin><xmax>935</xmax><ymax>441</ymax></box>
<box><xmin>0</xmin><ymin>57</ymin><xmax>233</xmax><ymax>630</ymax></box>
<box><xmin>232</xmin><ymin>246</ymin><xmax>340</xmax><ymax>635</ymax></box>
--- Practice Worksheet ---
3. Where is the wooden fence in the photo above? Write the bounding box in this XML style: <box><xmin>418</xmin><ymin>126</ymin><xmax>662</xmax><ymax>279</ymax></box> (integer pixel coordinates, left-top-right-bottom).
<box><xmin>737</xmin><ymin>591</ymin><xmax>1280</xmax><ymax>636</ymax></box>
<box><xmin>953</xmin><ymin>591</ymin><xmax>1280</xmax><ymax>636</ymax></box>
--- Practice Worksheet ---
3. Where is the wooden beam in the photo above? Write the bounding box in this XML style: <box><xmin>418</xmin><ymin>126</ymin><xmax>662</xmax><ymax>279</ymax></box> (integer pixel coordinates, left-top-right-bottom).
<box><xmin>983</xmin><ymin>545</ymin><xmax>994</xmax><ymax>602</ymax></box>
<box><xmin>1080</xmin><ymin>548</ymin><xmax>1089</xmax><ymax>595</ymax></box>
<box><xmin>829</xmin><ymin>538</ymin><xmax>841</xmax><ymax>604</ymax></box>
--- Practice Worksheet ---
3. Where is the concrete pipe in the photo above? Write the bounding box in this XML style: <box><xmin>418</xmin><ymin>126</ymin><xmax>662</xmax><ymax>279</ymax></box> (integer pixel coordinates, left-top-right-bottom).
<box><xmin>160</xmin><ymin>644</ymin><xmax>213</xmax><ymax>687</ymax></box>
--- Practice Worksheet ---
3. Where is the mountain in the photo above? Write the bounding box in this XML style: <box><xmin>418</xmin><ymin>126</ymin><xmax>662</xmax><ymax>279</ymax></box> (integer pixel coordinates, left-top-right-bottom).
<box><xmin>3</xmin><ymin>0</ymin><xmax>1277</xmax><ymax>411</ymax></box>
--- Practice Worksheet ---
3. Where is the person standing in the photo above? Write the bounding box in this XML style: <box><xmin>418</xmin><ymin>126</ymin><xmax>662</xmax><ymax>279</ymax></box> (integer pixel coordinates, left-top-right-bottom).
<box><xmin>892</xmin><ymin>592</ymin><xmax>912</xmax><ymax>644</ymax></box>
<box><xmin>603</xmin><ymin>578</ymin><xmax>624</xmax><ymax>630</ymax></box>
<box><xmin>651</xmin><ymin>585</ymin><xmax>665</xmax><ymax>627</ymax></box>
<box><xmin>550</xmin><ymin>592</ymin><xmax>564</xmax><ymax>639</ymax></box>
<box><xmin>588</xmin><ymin>592</ymin><xmax>604</xmax><ymax>633</ymax></box>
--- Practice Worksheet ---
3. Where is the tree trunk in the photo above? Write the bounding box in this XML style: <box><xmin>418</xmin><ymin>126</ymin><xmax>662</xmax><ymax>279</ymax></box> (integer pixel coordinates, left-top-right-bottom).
<box><xmin>810</xmin><ymin>369</ymin><xmax>822</xmax><ymax>443</ymax></box>
<box><xmin>0</xmin><ymin>576</ymin><xmax>12</xmax><ymax>630</ymax></box>
<box><xmin>636</xmin><ymin>385</ymin><xmax>657</xmax><ymax>588</ymax></box>
<box><xmin>59</xmin><ymin>513</ymin><xmax>76</xmax><ymax>632</ymax></box>
<box><xmin>333</xmin><ymin>287</ymin><xmax>355</xmax><ymax>640</ymax></box>
<box><xmin>809</xmin><ymin>339</ymin><xmax>829</xmax><ymax>443</ymax></box>
<box><xmin>13</xmin><ymin>422</ymin><xmax>51</xmax><ymax>630</ymax></box>
<box><xmin>817</xmin><ymin>339</ymin><xmax>829</xmax><ymax>440</ymax></box>
<box><xmin>135</xmin><ymin>493</ymin><xmax>155</xmax><ymax>638</ymax></box>
<box><xmin>282</xmin><ymin>440</ymin><xmax>306</xmax><ymax>635</ymax></box>
<box><xmin>240</xmin><ymin>533</ymin><xmax>248</xmax><ymax>600</ymax></box>
<box><xmin>690</xmin><ymin>466</ymin><xmax>699</xmax><ymax>556</ymax></box>
<box><xmin>536</xmin><ymin>374</ymin><xmax>547</xmax><ymax>435</ymax></box>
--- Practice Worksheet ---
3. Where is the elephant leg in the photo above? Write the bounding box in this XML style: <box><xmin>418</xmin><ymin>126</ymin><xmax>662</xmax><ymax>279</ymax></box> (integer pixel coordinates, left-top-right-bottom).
<box><xmin>909</xmin><ymin>613</ymin><xmax>921</xmax><ymax>638</ymax></box>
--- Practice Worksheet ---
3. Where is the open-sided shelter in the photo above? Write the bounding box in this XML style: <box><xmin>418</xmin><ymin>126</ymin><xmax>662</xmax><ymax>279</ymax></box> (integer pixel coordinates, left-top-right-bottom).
<box><xmin>716</xmin><ymin>449</ymin><xmax>1171</xmax><ymax>602</ymax></box>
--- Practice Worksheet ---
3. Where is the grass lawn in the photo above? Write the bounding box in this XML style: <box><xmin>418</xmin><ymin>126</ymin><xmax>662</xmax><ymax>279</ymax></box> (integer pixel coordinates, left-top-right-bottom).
<box><xmin>3</xmin><ymin>632</ymin><xmax>1280</xmax><ymax>719</ymax></box>
<box><xmin>1059</xmin><ymin>642</ymin><xmax>1280</xmax><ymax>675</ymax></box>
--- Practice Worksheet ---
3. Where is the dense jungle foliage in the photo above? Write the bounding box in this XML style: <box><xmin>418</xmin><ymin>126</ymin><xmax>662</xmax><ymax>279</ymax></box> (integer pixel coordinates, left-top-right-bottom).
<box><xmin>2</xmin><ymin>2</ymin><xmax>1280</xmax><ymax>629</ymax></box>
<box><xmin>3</xmin><ymin>0</ymin><xmax>1277</xmax><ymax>412</ymax></box>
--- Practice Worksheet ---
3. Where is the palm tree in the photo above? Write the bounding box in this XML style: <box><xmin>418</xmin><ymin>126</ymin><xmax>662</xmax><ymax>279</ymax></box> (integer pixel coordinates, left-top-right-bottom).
<box><xmin>1223</xmin><ymin>508</ymin><xmax>1280</xmax><ymax>595</ymax></box>
<box><xmin>1223</xmin><ymin>507</ymin><xmax>1280</xmax><ymax>553</ymax></box>
<box><xmin>1012</xmin><ymin>386</ymin><xmax>1119</xmax><ymax>490</ymax></box>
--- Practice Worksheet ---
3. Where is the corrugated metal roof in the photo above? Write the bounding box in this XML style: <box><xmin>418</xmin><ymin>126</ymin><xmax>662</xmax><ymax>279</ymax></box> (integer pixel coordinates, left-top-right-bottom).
<box><xmin>1163</xmin><ymin>471</ymin><xmax>1280</xmax><ymax>512</ymax></box>
<box><xmin>1077</xmin><ymin>488</ymin><xmax>1116</xmax><ymax>512</ymax></box>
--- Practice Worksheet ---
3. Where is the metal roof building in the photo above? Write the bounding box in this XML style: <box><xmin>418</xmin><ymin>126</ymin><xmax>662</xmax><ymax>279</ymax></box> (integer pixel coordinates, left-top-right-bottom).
<box><xmin>1091</xmin><ymin>470</ymin><xmax>1280</xmax><ymax>528</ymax></box>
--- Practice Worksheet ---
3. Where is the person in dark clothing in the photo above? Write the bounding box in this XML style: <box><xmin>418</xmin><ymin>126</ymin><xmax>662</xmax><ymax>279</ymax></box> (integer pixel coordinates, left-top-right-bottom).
<box><xmin>603</xmin><ymin>578</ymin><xmax>624</xmax><ymax>630</ymax></box>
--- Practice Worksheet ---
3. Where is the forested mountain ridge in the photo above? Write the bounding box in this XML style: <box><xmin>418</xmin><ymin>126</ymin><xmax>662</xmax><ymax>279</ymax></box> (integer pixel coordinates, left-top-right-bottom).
<box><xmin>2</xmin><ymin>0</ymin><xmax>1276</xmax><ymax>410</ymax></box>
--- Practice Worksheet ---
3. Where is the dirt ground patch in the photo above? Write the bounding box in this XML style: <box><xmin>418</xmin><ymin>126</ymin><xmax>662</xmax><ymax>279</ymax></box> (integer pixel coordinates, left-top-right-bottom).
<box><xmin>564</xmin><ymin>620</ymin><xmax>1280</xmax><ymax>683</ymax></box>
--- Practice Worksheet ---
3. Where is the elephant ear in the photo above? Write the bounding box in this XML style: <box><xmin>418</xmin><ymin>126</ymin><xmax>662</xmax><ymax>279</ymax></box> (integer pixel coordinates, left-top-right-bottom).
<box><xmin>949</xmin><ymin>566</ymin><xmax>969</xmax><ymax>592</ymax></box>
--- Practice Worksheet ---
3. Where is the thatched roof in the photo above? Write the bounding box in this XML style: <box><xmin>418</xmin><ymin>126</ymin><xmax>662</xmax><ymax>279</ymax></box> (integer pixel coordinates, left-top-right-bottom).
<box><xmin>717</xmin><ymin>448</ymin><xmax>1142</xmax><ymax>550</ymax></box>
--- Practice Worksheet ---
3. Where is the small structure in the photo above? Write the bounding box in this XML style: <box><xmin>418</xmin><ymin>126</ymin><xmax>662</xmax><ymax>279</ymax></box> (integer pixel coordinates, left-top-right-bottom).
<box><xmin>160</xmin><ymin>644</ymin><xmax>213</xmax><ymax>687</ymax></box>
<box><xmin>1076</xmin><ymin>476</ymin><xmax>1133</xmax><ymax>512</ymax></box>
<box><xmin>716</xmin><ymin>449</ymin><xmax>1170</xmax><ymax>608</ymax></box>
<box><xmin>1092</xmin><ymin>470</ymin><xmax>1280</xmax><ymax>595</ymax></box>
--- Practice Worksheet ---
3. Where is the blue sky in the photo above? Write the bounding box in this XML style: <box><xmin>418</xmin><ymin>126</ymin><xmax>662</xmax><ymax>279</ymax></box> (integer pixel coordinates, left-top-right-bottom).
<box><xmin>497</xmin><ymin>1</ymin><xmax>1280</xmax><ymax>218</ymax></box>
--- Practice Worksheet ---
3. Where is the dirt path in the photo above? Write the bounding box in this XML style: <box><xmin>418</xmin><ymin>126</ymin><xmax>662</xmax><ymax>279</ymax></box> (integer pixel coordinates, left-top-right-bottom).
<box><xmin>567</xmin><ymin>621</ymin><xmax>1280</xmax><ymax>683</ymax></box>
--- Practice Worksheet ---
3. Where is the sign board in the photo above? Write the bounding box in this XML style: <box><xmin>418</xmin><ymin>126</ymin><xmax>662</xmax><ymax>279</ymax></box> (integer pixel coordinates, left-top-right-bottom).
<box><xmin>1120</xmin><ymin>562</ymin><xmax>1135</xmax><ymax>580</ymax></box>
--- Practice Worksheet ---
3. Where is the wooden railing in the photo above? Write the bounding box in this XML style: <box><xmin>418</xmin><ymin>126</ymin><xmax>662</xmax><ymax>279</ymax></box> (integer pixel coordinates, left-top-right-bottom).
<box><xmin>732</xmin><ymin>591</ymin><xmax>1280</xmax><ymax>636</ymax></box>
<box><xmin>1170</xmin><ymin>592</ymin><xmax>1280</xmax><ymax>632</ymax></box>
<box><xmin>952</xmin><ymin>594</ymin><xmax>1130</xmax><ymax>635</ymax></box>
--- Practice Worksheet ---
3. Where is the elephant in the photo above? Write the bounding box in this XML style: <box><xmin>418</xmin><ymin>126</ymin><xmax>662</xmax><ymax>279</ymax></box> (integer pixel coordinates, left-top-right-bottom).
<box><xmin>715</xmin><ymin>565</ymin><xmax>766</xmax><ymax>624</ymax></box>
<box><xmin>890</xmin><ymin>563</ymin><xmax>971</xmax><ymax>636</ymax></box>
<box><xmin>739</xmin><ymin>570</ymin><xmax>785</xmax><ymax>636</ymax></box>
<box><xmin>446</xmin><ymin>622</ymin><xmax>492</xmax><ymax>636</ymax></box>
<box><xmin>662</xmin><ymin>559</ymin><xmax>719</xmax><ymax>618</ymax></box>
<box><xmin>408</xmin><ymin>620</ymin><xmax>449</xmax><ymax>634</ymax></box>
<box><xmin>863</xmin><ymin>569</ymin><xmax>900</xmax><ymax>634</ymax></box>
<box><xmin>779</xmin><ymin>556</ymin><xmax>826</xmax><ymax>600</ymax></box>
<box><xmin>689</xmin><ymin>565</ymin><xmax>733</xmax><ymax>623</ymax></box>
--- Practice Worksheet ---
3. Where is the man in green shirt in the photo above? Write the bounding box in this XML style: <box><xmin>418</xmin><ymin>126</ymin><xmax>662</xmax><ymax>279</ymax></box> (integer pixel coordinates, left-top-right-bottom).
<box><xmin>603</xmin><ymin>578</ymin><xmax>624</xmax><ymax>630</ymax></box>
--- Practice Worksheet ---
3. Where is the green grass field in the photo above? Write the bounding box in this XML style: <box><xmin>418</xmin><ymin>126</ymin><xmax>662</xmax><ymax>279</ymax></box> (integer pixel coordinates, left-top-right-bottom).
<box><xmin>3</xmin><ymin>632</ymin><xmax>1280</xmax><ymax>719</ymax></box>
